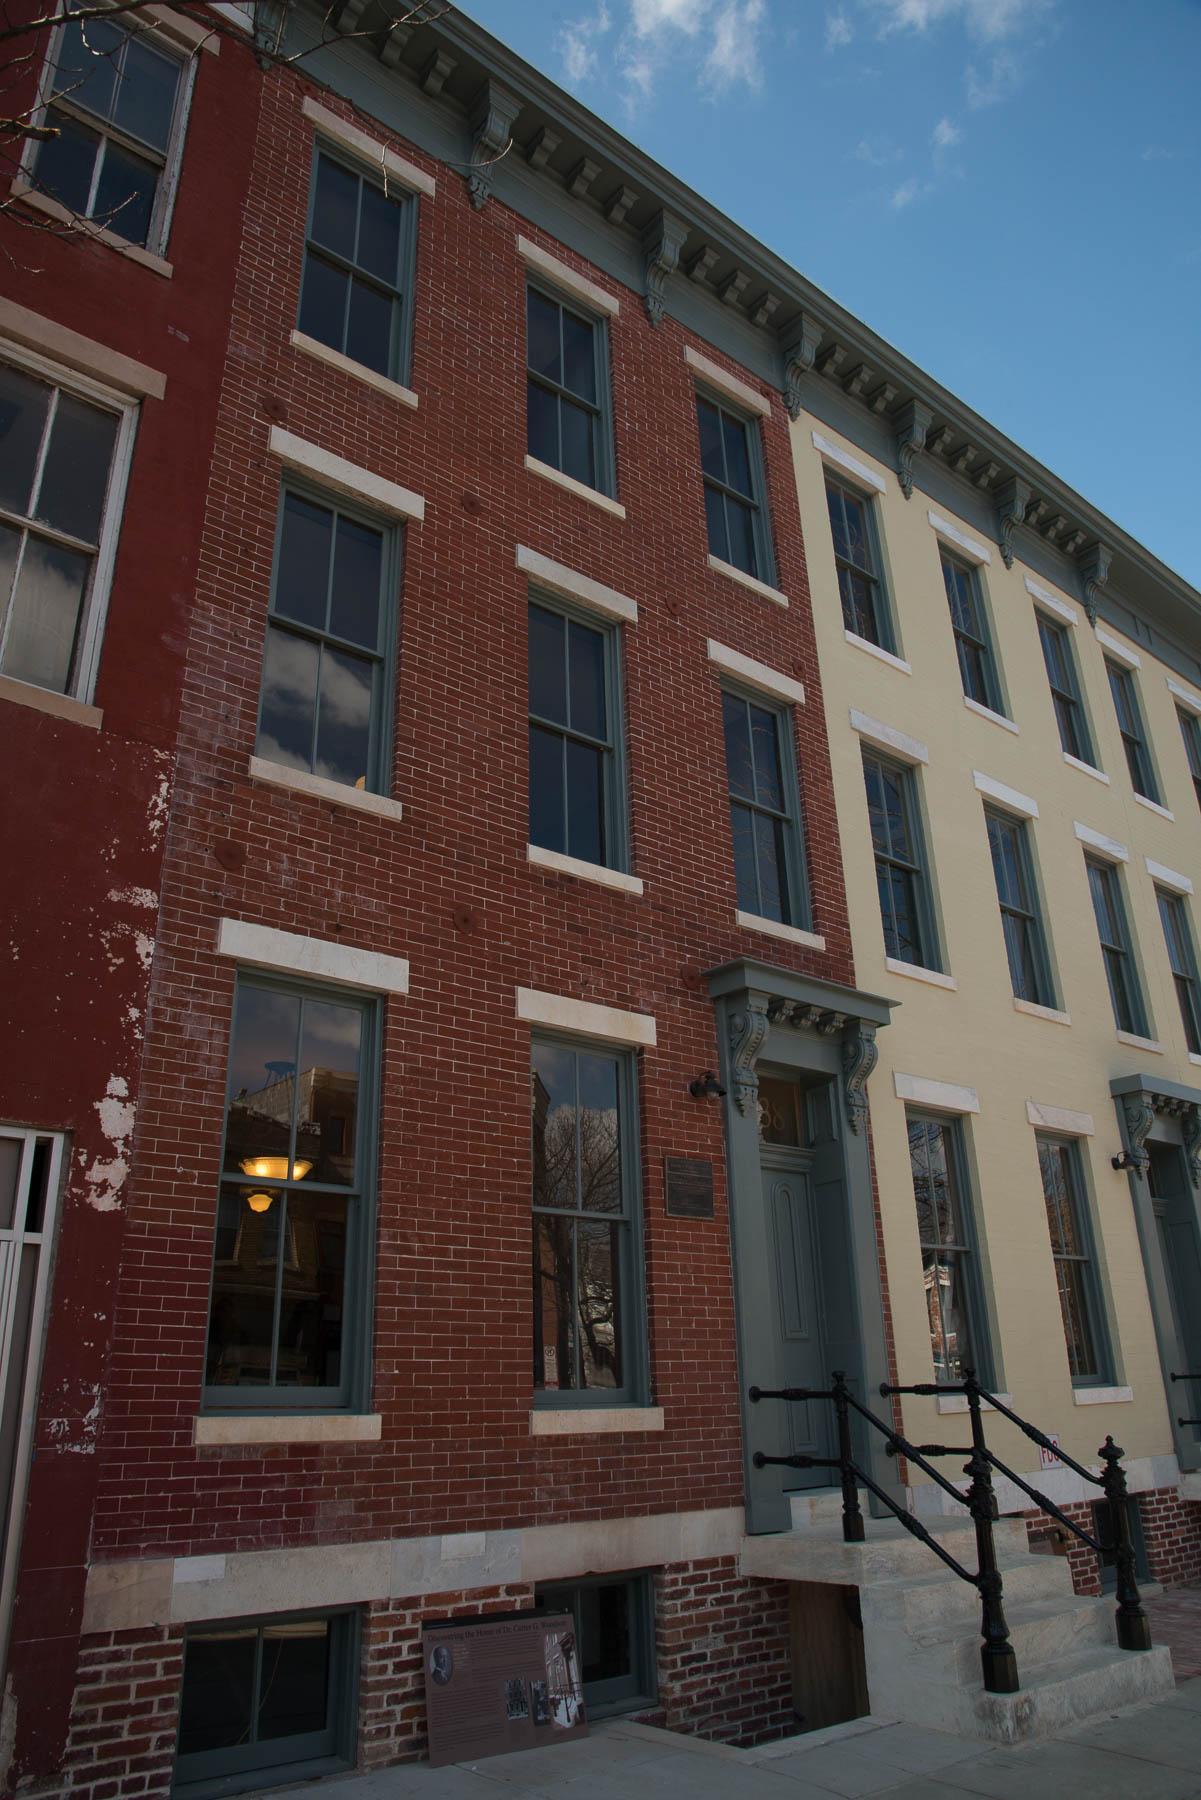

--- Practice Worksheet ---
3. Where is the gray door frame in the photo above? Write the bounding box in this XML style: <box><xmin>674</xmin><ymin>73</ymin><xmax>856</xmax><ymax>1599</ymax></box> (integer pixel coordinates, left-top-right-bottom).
<box><xmin>707</xmin><ymin>958</ymin><xmax>898</xmax><ymax>1534</ymax></box>
<box><xmin>1110</xmin><ymin>1071</ymin><xmax>1201</xmax><ymax>1475</ymax></box>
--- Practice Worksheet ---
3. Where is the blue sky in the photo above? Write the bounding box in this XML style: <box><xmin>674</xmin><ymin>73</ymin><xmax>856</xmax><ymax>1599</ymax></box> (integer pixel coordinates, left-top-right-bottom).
<box><xmin>463</xmin><ymin>0</ymin><xmax>1201</xmax><ymax>590</ymax></box>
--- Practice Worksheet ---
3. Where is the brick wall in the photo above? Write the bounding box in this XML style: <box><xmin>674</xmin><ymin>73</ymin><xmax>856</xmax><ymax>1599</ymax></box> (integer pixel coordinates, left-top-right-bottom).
<box><xmin>16</xmin><ymin>1629</ymin><xmax>184</xmax><ymax>1800</ymax></box>
<box><xmin>654</xmin><ymin>1557</ymin><xmax>793</xmax><ymax>1747</ymax></box>
<box><xmin>1023</xmin><ymin>1485</ymin><xmax>1201</xmax><ymax>1597</ymax></box>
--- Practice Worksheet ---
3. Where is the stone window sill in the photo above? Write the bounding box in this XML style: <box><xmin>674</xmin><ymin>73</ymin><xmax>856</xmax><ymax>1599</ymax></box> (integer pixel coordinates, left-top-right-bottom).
<box><xmin>194</xmin><ymin>1413</ymin><xmax>383</xmax><ymax>1446</ymax></box>
<box><xmin>524</xmin><ymin>455</ymin><xmax>626</xmax><ymax>518</ymax></box>
<box><xmin>938</xmin><ymin>1392</ymin><xmax>1012</xmax><ymax>1415</ymax></box>
<box><xmin>706</xmin><ymin>554</ymin><xmax>788</xmax><ymax>608</ymax></box>
<box><xmin>1072</xmin><ymin>1386</ymin><xmax>1133</xmax><ymax>1406</ymax></box>
<box><xmin>290</xmin><ymin>331</ymin><xmax>419</xmax><ymax>407</ymax></box>
<box><xmin>1013</xmin><ymin>998</ymin><xmax>1071</xmax><ymax>1027</ymax></box>
<box><xmin>530</xmin><ymin>1407</ymin><xmax>664</xmax><ymax>1436</ymax></box>
<box><xmin>736</xmin><ymin>911</ymin><xmax>826</xmax><ymax>952</ymax></box>
<box><xmin>0</xmin><ymin>672</ymin><xmax>102</xmax><ymax>729</ymax></box>
<box><xmin>11</xmin><ymin>181</ymin><xmax>173</xmax><ymax>276</ymax></box>
<box><xmin>1063</xmin><ymin>753</ymin><xmax>1109</xmax><ymax>784</ymax></box>
<box><xmin>249</xmin><ymin>756</ymin><xmax>404</xmax><ymax>822</ymax></box>
<box><xmin>527</xmin><ymin>843</ymin><xmax>644</xmax><ymax>895</ymax></box>
<box><xmin>963</xmin><ymin>695</ymin><xmax>1018</xmax><ymax>734</ymax></box>
<box><xmin>885</xmin><ymin>957</ymin><xmax>957</xmax><ymax>991</ymax></box>
<box><xmin>1134</xmin><ymin>793</ymin><xmax>1174</xmax><ymax>822</ymax></box>
<box><xmin>845</xmin><ymin>630</ymin><xmax>910</xmax><ymax>673</ymax></box>
<box><xmin>1116</xmin><ymin>1030</ymin><xmax>1163</xmax><ymax>1055</ymax></box>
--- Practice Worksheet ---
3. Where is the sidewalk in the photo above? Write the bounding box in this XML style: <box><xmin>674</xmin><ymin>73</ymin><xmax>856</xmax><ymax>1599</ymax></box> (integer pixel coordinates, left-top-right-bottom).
<box><xmin>282</xmin><ymin>1677</ymin><xmax>1201</xmax><ymax>1800</ymax></box>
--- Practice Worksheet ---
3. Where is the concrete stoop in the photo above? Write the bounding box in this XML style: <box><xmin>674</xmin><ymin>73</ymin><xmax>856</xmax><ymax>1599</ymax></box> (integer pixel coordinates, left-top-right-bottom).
<box><xmin>740</xmin><ymin>1487</ymin><xmax>1176</xmax><ymax>1745</ymax></box>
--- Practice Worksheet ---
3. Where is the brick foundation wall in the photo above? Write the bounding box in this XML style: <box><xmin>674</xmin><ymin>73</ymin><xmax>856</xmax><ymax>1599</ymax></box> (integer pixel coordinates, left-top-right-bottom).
<box><xmin>654</xmin><ymin>1556</ymin><xmax>793</xmax><ymax>1747</ymax></box>
<box><xmin>1022</xmin><ymin>1484</ymin><xmax>1201</xmax><ymax>1597</ymax></box>
<box><xmin>15</xmin><ymin>1629</ymin><xmax>184</xmax><ymax>1800</ymax></box>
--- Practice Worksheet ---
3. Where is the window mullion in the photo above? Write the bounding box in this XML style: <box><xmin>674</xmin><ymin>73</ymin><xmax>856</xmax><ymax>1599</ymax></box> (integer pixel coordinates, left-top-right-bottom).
<box><xmin>26</xmin><ymin>385</ymin><xmax>59</xmax><ymax>518</ymax></box>
<box><xmin>250</xmin><ymin>1629</ymin><xmax>264</xmax><ymax>1746</ymax></box>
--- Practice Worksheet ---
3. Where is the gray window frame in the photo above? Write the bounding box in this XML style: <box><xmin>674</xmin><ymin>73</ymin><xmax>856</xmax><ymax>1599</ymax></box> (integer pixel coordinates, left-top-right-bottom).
<box><xmin>695</xmin><ymin>388</ymin><xmax>776</xmax><ymax>585</ymax></box>
<box><xmin>1036</xmin><ymin>612</ymin><xmax>1095</xmax><ymax>767</ymax></box>
<box><xmin>201</xmin><ymin>971</ymin><xmax>381</xmax><ymax>1416</ymax></box>
<box><xmin>530</xmin><ymin>1032</ymin><xmax>648</xmax><ymax>1411</ymax></box>
<box><xmin>174</xmin><ymin>1607</ymin><xmax>359</xmax><ymax>1798</ymax></box>
<box><xmin>1156</xmin><ymin>887</ymin><xmax>1201</xmax><ymax>1055</ymax></box>
<box><xmin>720</xmin><ymin>683</ymin><xmax>811</xmax><ymax>930</ymax></box>
<box><xmin>533</xmin><ymin>1571</ymin><xmax>657</xmax><ymax>1718</ymax></box>
<box><xmin>1035</xmin><ymin>1134</ymin><xmax>1113</xmax><ymax>1388</ymax></box>
<box><xmin>862</xmin><ymin>749</ymin><xmax>940</xmax><ymax>971</ymax></box>
<box><xmin>255</xmin><ymin>481</ymin><xmax>402</xmax><ymax>798</ymax></box>
<box><xmin>1177</xmin><ymin>706</ymin><xmax>1201</xmax><ymax>813</ymax></box>
<box><xmin>525</xmin><ymin>278</ymin><xmax>616</xmax><ymax>497</ymax></box>
<box><xmin>1085</xmin><ymin>856</ymin><xmax>1148</xmax><ymax>1039</ymax></box>
<box><xmin>824</xmin><ymin>475</ymin><xmax>894</xmax><ymax>653</ymax></box>
<box><xmin>1105</xmin><ymin>659</ymin><xmax>1160</xmax><ymax>803</ymax></box>
<box><xmin>298</xmin><ymin>138</ymin><xmax>418</xmax><ymax>387</ymax></box>
<box><xmin>906</xmin><ymin>1110</ymin><xmax>992</xmax><ymax>1387</ymax></box>
<box><xmin>527</xmin><ymin>590</ymin><xmax>630</xmax><ymax>873</ymax></box>
<box><xmin>939</xmin><ymin>549</ymin><xmax>1004</xmax><ymax>715</ymax></box>
<box><xmin>984</xmin><ymin>807</ymin><xmax>1056</xmax><ymax>1008</ymax></box>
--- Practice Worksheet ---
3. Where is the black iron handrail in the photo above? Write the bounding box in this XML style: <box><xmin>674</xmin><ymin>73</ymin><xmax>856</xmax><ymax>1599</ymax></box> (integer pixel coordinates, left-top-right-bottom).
<box><xmin>1170</xmin><ymin>1370</ymin><xmax>1201</xmax><ymax>1429</ymax></box>
<box><xmin>749</xmin><ymin>1366</ymin><xmax>1151</xmax><ymax>1698</ymax></box>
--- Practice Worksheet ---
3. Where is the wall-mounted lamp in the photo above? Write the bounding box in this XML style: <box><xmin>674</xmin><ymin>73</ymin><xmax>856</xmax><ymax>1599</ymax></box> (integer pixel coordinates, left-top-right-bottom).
<box><xmin>1111</xmin><ymin>1150</ymin><xmax>1137</xmax><ymax>1171</ymax></box>
<box><xmin>689</xmin><ymin>1070</ymin><xmax>726</xmax><ymax>1099</ymax></box>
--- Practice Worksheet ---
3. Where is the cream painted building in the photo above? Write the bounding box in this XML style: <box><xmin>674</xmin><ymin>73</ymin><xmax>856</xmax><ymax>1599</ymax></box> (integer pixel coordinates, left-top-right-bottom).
<box><xmin>789</xmin><ymin>380</ymin><xmax>1201</xmax><ymax>1569</ymax></box>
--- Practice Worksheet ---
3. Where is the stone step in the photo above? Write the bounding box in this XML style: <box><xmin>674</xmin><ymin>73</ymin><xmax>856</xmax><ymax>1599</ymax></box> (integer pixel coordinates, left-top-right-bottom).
<box><xmin>920</xmin><ymin>1594</ymin><xmax>1118</xmax><ymax>1686</ymax></box>
<box><xmin>875</xmin><ymin>1551</ymin><xmax>1077</xmax><ymax>1629</ymax></box>
<box><xmin>966</xmin><ymin>1641</ymin><xmax>1177</xmax><ymax>1744</ymax></box>
<box><xmin>756</xmin><ymin>1511</ymin><xmax>1035</xmax><ymax>1586</ymax></box>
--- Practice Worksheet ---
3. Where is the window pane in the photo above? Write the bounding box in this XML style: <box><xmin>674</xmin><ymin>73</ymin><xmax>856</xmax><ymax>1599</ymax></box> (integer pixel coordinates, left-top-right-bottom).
<box><xmin>275</xmin><ymin>495</ymin><xmax>332</xmax><ymax>630</ymax></box>
<box><xmin>36</xmin><ymin>393</ymin><xmax>117</xmax><ymax>544</ymax></box>
<box><xmin>532</xmin><ymin>1041</ymin><xmax>576</xmax><ymax>1209</ymax></box>
<box><xmin>527</xmin><ymin>379</ymin><xmax>558</xmax><ymax>468</ymax></box>
<box><xmin>0</xmin><ymin>525</ymin><xmax>17</xmax><ymax>625</ymax></box>
<box><xmin>703</xmin><ymin>483</ymin><xmax>729</xmax><ymax>563</ymax></box>
<box><xmin>753</xmin><ymin>810</ymin><xmax>787</xmax><ymax>923</ymax></box>
<box><xmin>32</xmin><ymin>108</ymin><xmax>100</xmax><ymax>219</ymax></box>
<box><xmin>721</xmin><ymin>412</ymin><xmax>752</xmax><ymax>498</ymax></box>
<box><xmin>356</xmin><ymin>180</ymin><xmax>402</xmax><ymax>286</ymax></box>
<box><xmin>884</xmin><ymin>867</ymin><xmax>919</xmax><ymax>963</ymax></box>
<box><xmin>527</xmin><ymin>288</ymin><xmax>562</xmax><ymax>383</ymax></box>
<box><xmin>298</xmin><ymin>999</ymin><xmax>361</xmax><ymax>1184</ymax></box>
<box><xmin>925</xmin><ymin>1252</ymin><xmax>971</xmax><ymax>1379</ymax></box>
<box><xmin>298</xmin><ymin>252</ymin><xmax>350</xmax><ymax>355</ymax></box>
<box><xmin>730</xmin><ymin>804</ymin><xmax>758</xmax><ymax>913</ymax></box>
<box><xmin>224</xmin><ymin>986</ymin><xmax>302</xmax><ymax>1176</ymax></box>
<box><xmin>311</xmin><ymin>153</ymin><xmax>358</xmax><ymax>261</ymax></box>
<box><xmin>0</xmin><ymin>364</ymin><xmax>50</xmax><ymax>516</ymax></box>
<box><xmin>529</xmin><ymin>724</ymin><xmax>565</xmax><ymax>853</ymax></box>
<box><xmin>578</xmin><ymin>1583</ymin><xmax>632</xmax><ymax>1686</ymax></box>
<box><xmin>956</xmin><ymin>634</ymin><xmax>988</xmax><ymax>707</ymax></box>
<box><xmin>578</xmin><ymin>1052</ymin><xmax>620</xmax><ymax>1214</ymax></box>
<box><xmin>346</xmin><ymin>276</ymin><xmax>393</xmax><ymax>378</ymax></box>
<box><xmin>92</xmin><ymin>138</ymin><xmax>158</xmax><ymax>246</ymax></box>
<box><xmin>258</xmin><ymin>1621</ymin><xmax>331</xmax><ymax>1741</ymax></box>
<box><xmin>114</xmin><ymin>36</ymin><xmax>179</xmax><ymax>151</ymax></box>
<box><xmin>328</xmin><ymin>515</ymin><xmax>383</xmax><ymax>649</ymax></box>
<box><xmin>724</xmin><ymin>497</ymin><xmax>756</xmax><ymax>576</ymax></box>
<box><xmin>533</xmin><ymin>1213</ymin><xmax>575</xmax><ymax>1390</ymax></box>
<box><xmin>721</xmin><ymin>693</ymin><xmax>753</xmax><ymax>801</ymax></box>
<box><xmin>577</xmin><ymin>1219</ymin><xmax>621</xmax><ymax>1389</ymax></box>
<box><xmin>750</xmin><ymin>705</ymin><xmax>784</xmax><ymax>810</ymax></box>
<box><xmin>561</xmin><ymin>309</ymin><xmax>596</xmax><ymax>404</ymax></box>
<box><xmin>1057</xmin><ymin>1259</ymin><xmax>1098</xmax><ymax>1380</ymax></box>
<box><xmin>314</xmin><ymin>646</ymin><xmax>372</xmax><ymax>788</ymax></box>
<box><xmin>559</xmin><ymin>397</ymin><xmax>595</xmax><ymax>488</ymax></box>
<box><xmin>258</xmin><ymin>627</ymin><xmax>319</xmax><ymax>771</ymax></box>
<box><xmin>696</xmin><ymin>398</ymin><xmax>724</xmax><ymax>481</ymax></box>
<box><xmin>275</xmin><ymin>1193</ymin><xmax>347</xmax><ymax>1387</ymax></box>
<box><xmin>529</xmin><ymin>605</ymin><xmax>567</xmax><ymax>724</ymax></box>
<box><xmin>53</xmin><ymin>17</ymin><xmax>122</xmax><ymax>118</ymax></box>
<box><xmin>565</xmin><ymin>737</ymin><xmax>604</xmax><ymax>866</ymax></box>
<box><xmin>207</xmin><ymin>1188</ymin><xmax>279</xmax><ymax>1384</ymax></box>
<box><xmin>567</xmin><ymin>618</ymin><xmax>606</xmax><ymax>741</ymax></box>
<box><xmin>178</xmin><ymin>1629</ymin><xmax>257</xmax><ymax>1756</ymax></box>
<box><xmin>1</xmin><ymin>535</ymin><xmax>90</xmax><ymax>693</ymax></box>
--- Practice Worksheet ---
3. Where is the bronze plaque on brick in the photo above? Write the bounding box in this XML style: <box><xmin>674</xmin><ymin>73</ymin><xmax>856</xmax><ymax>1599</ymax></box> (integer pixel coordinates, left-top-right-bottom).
<box><xmin>423</xmin><ymin>1613</ymin><xmax>587</xmax><ymax>1767</ymax></box>
<box><xmin>664</xmin><ymin>1155</ymin><xmax>715</xmax><ymax>1218</ymax></box>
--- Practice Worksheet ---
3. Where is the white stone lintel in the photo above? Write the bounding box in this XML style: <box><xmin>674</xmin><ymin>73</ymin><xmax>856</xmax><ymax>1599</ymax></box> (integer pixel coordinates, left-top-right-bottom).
<box><xmin>0</xmin><ymin>299</ymin><xmax>166</xmax><ymax>398</ymax></box>
<box><xmin>268</xmin><ymin>427</ymin><xmax>425</xmax><ymax>521</ymax></box>
<box><xmin>1074</xmin><ymin>820</ymin><xmax>1128</xmax><ymax>862</ymax></box>
<box><xmin>849</xmin><ymin>709</ymin><xmax>928</xmax><ymax>765</ymax></box>
<box><xmin>707</xmin><ymin>639</ymin><xmax>805</xmax><ymax>707</ymax></box>
<box><xmin>1146</xmin><ymin>857</ymin><xmax>1193</xmax><ymax>895</ymax></box>
<box><xmin>517</xmin><ymin>544</ymin><xmax>637</xmax><ymax>623</ymax></box>
<box><xmin>811</xmin><ymin>431</ymin><xmax>886</xmax><ymax>493</ymax></box>
<box><xmin>1025</xmin><ymin>576</ymin><xmax>1078</xmax><ymax>626</ymax></box>
<box><xmin>735</xmin><ymin>912</ymin><xmax>826</xmax><ymax>952</ymax></box>
<box><xmin>686</xmin><ymin>345</ymin><xmax>770</xmax><ymax>417</ymax></box>
<box><xmin>1095</xmin><ymin>625</ymin><xmax>1141</xmax><ymax>669</ymax></box>
<box><xmin>519</xmin><ymin>236</ymin><xmax>619</xmax><ymax>315</ymax></box>
<box><xmin>302</xmin><ymin>98</ymin><xmax>436</xmax><ymax>196</ymax></box>
<box><xmin>216</xmin><ymin>918</ymin><xmax>410</xmax><ymax>995</ymax></box>
<box><xmin>894</xmin><ymin>1071</ymin><xmax>979</xmax><ymax>1113</ymax></box>
<box><xmin>530</xmin><ymin>1407</ymin><xmax>665</xmax><ymax>1436</ymax></box>
<box><xmin>1026</xmin><ymin>1100</ymin><xmax>1094</xmax><ymax>1136</ymax></box>
<box><xmin>928</xmin><ymin>510</ymin><xmax>991</xmax><ymax>565</ymax></box>
<box><xmin>706</xmin><ymin>555</ymin><xmax>789</xmax><ymax>607</ymax></box>
<box><xmin>527</xmin><ymin>844</ymin><xmax>644</xmax><ymax>895</ymax></box>
<box><xmin>1167</xmin><ymin>676</ymin><xmax>1201</xmax><ymax>715</ymax></box>
<box><xmin>516</xmin><ymin>986</ymin><xmax>656</xmax><ymax>1048</ymax></box>
<box><xmin>973</xmin><ymin>770</ymin><xmax>1038</xmax><ymax>818</ymax></box>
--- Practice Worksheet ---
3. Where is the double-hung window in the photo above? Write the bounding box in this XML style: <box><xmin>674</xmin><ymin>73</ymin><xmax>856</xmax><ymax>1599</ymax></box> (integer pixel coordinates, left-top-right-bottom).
<box><xmin>984</xmin><ymin>809</ymin><xmax>1054</xmax><ymax>1007</ymax></box>
<box><xmin>31</xmin><ymin>10</ymin><xmax>191</xmax><ymax>253</ymax></box>
<box><xmin>531</xmin><ymin>1037</ymin><xmax>644</xmax><ymax>1405</ymax></box>
<box><xmin>176</xmin><ymin>1611</ymin><xmax>357</xmax><ymax>1795</ymax></box>
<box><xmin>939</xmin><ymin>550</ymin><xmax>1001</xmax><ymax>713</ymax></box>
<box><xmin>534</xmin><ymin>1575</ymin><xmax>656</xmax><ymax>1718</ymax></box>
<box><xmin>0</xmin><ymin>352</ymin><xmax>133</xmax><ymax>701</ymax></box>
<box><xmin>825</xmin><ymin>478</ymin><xmax>891</xmax><ymax>650</ymax></box>
<box><xmin>256</xmin><ymin>489</ymin><xmax>398</xmax><ymax>794</ymax></box>
<box><xmin>1037</xmin><ymin>614</ymin><xmax>1094</xmax><ymax>765</ymax></box>
<box><xmin>907</xmin><ymin>1112</ymin><xmax>985</xmax><ymax>1383</ymax></box>
<box><xmin>1085</xmin><ymin>857</ymin><xmax>1147</xmax><ymax>1038</ymax></box>
<box><xmin>1177</xmin><ymin>707</ymin><xmax>1201</xmax><ymax>813</ymax></box>
<box><xmin>204</xmin><ymin>975</ymin><xmax>378</xmax><ymax>1410</ymax></box>
<box><xmin>862</xmin><ymin>751</ymin><xmax>937</xmax><ymax>970</ymax></box>
<box><xmin>1036</xmin><ymin>1137</ymin><xmax>1109</xmax><ymax>1385</ymax></box>
<box><xmin>1156</xmin><ymin>888</ymin><xmax>1201</xmax><ymax>1055</ymax></box>
<box><xmin>697</xmin><ymin>394</ymin><xmax>771</xmax><ymax>581</ymax></box>
<box><xmin>1106</xmin><ymin>660</ymin><xmax>1159</xmax><ymax>802</ymax></box>
<box><xmin>298</xmin><ymin>148</ymin><xmax>414</xmax><ymax>382</ymax></box>
<box><xmin>526</xmin><ymin>285</ymin><xmax>612</xmax><ymax>494</ymax></box>
<box><xmin>528</xmin><ymin>599</ymin><xmax>626</xmax><ymax>871</ymax></box>
<box><xmin>721</xmin><ymin>689</ymin><xmax>808</xmax><ymax>929</ymax></box>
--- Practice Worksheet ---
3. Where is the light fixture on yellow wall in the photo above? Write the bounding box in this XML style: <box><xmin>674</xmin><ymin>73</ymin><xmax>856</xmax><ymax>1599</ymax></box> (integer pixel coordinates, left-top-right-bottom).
<box><xmin>240</xmin><ymin>1156</ymin><xmax>313</xmax><ymax>1181</ymax></box>
<box><xmin>246</xmin><ymin>1191</ymin><xmax>275</xmax><ymax>1215</ymax></box>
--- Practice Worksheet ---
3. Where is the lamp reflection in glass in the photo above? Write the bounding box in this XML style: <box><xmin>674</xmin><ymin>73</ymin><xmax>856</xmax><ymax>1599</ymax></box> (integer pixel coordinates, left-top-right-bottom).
<box><xmin>245</xmin><ymin>1190</ymin><xmax>275</xmax><ymax>1215</ymax></box>
<box><xmin>239</xmin><ymin>1156</ymin><xmax>313</xmax><ymax>1181</ymax></box>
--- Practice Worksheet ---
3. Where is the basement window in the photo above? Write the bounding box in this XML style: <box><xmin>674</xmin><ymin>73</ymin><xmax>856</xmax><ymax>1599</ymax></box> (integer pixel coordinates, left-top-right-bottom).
<box><xmin>534</xmin><ymin>1574</ymin><xmax>656</xmax><ymax>1717</ymax></box>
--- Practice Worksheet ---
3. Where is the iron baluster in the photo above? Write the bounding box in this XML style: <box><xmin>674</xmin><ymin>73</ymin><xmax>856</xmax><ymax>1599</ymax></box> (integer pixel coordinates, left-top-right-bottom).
<box><xmin>1099</xmin><ymin>1437</ymin><xmax>1151</xmax><ymax>1652</ymax></box>
<box><xmin>964</xmin><ymin>1369</ymin><xmax>1019</xmax><ymax>1694</ymax></box>
<box><xmin>831</xmin><ymin>1370</ymin><xmax>865</xmax><ymax>1543</ymax></box>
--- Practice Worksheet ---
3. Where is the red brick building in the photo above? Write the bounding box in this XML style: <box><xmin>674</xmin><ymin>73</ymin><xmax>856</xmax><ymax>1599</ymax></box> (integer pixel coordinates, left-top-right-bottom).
<box><xmin>2</xmin><ymin>3</ymin><xmax>901</xmax><ymax>1793</ymax></box>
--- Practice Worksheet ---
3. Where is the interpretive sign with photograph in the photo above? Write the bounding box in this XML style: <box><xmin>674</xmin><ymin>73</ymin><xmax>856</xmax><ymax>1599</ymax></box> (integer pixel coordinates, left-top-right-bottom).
<box><xmin>422</xmin><ymin>1612</ymin><xmax>587</xmax><ymax>1767</ymax></box>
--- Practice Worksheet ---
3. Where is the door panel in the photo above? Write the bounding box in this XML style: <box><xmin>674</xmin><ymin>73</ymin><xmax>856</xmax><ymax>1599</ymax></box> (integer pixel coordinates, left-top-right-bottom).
<box><xmin>765</xmin><ymin>1161</ymin><xmax>832</xmax><ymax>1481</ymax></box>
<box><xmin>1151</xmin><ymin>1145</ymin><xmax>1201</xmax><ymax>1443</ymax></box>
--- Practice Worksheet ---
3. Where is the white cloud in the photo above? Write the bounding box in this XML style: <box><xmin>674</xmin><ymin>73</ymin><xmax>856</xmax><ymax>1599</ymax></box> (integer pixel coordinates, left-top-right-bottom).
<box><xmin>825</xmin><ymin>8</ymin><xmax>853</xmax><ymax>49</ymax></box>
<box><xmin>702</xmin><ymin>0</ymin><xmax>766</xmax><ymax>91</ymax></box>
<box><xmin>931</xmin><ymin>115</ymin><xmax>960</xmax><ymax>148</ymax></box>
<box><xmin>630</xmin><ymin>0</ymin><xmax>704</xmax><ymax>34</ymax></box>
<box><xmin>890</xmin><ymin>176</ymin><xmax>931</xmax><ymax>208</ymax></box>
<box><xmin>557</xmin><ymin>2</ymin><xmax>612</xmax><ymax>87</ymax></box>
<box><xmin>856</xmin><ymin>135</ymin><xmax>902</xmax><ymax>166</ymax></box>
<box><xmin>966</xmin><ymin>49</ymin><xmax>1019</xmax><ymax>106</ymax></box>
<box><xmin>867</xmin><ymin>0</ymin><xmax>1049</xmax><ymax>39</ymax></box>
<box><xmin>618</xmin><ymin>0</ymin><xmax>766</xmax><ymax>106</ymax></box>
<box><xmin>1141</xmin><ymin>144</ymin><xmax>1175</xmax><ymax>163</ymax></box>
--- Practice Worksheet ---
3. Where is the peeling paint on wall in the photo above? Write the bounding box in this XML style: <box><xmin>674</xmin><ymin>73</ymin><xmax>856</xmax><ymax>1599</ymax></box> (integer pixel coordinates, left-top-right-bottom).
<box><xmin>80</xmin><ymin>1076</ymin><xmax>135</xmax><ymax>1212</ymax></box>
<box><xmin>44</xmin><ymin>1379</ymin><xmax>103</xmax><ymax>1453</ymax></box>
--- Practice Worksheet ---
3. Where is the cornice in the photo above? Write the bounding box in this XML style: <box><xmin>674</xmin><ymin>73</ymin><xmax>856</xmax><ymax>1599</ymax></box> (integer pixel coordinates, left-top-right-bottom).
<box><xmin>297</xmin><ymin>1</ymin><xmax>1200</xmax><ymax>658</ymax></box>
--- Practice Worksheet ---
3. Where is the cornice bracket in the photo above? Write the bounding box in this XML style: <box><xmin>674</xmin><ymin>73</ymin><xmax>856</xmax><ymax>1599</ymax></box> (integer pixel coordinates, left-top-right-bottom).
<box><xmin>1078</xmin><ymin>541</ymin><xmax>1113</xmax><ymax>627</ymax></box>
<box><xmin>728</xmin><ymin>998</ymin><xmax>771</xmax><ymax>1117</ymax></box>
<box><xmin>894</xmin><ymin>400</ymin><xmax>934</xmax><ymax>501</ymax></box>
<box><xmin>1122</xmin><ymin>1097</ymin><xmax>1154</xmax><ymax>1179</ymax></box>
<box><xmin>467</xmin><ymin>82</ymin><xmax>522</xmax><ymax>211</ymax></box>
<box><xmin>780</xmin><ymin>313</ymin><xmax>822</xmax><ymax>421</ymax></box>
<box><xmin>642</xmin><ymin>210</ymin><xmax>689</xmax><ymax>327</ymax></box>
<box><xmin>995</xmin><ymin>477</ymin><xmax>1032</xmax><ymax>570</ymax></box>
<box><xmin>842</xmin><ymin>1023</ymin><xmax>878</xmax><ymax>1135</ymax></box>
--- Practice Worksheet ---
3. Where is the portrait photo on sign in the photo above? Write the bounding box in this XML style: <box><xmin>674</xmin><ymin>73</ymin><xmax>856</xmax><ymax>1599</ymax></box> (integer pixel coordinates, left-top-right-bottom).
<box><xmin>428</xmin><ymin>1645</ymin><xmax>453</xmax><ymax>1686</ymax></box>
